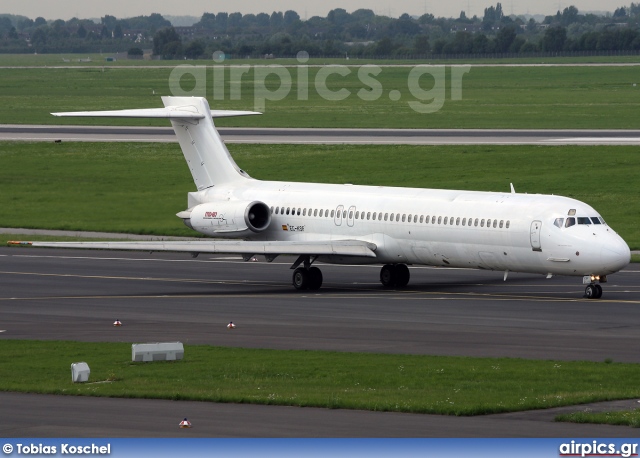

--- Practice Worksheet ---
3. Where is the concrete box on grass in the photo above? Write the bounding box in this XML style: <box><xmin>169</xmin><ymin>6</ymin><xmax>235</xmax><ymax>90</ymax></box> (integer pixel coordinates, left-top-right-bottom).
<box><xmin>71</xmin><ymin>362</ymin><xmax>90</xmax><ymax>383</ymax></box>
<box><xmin>132</xmin><ymin>342</ymin><xmax>184</xmax><ymax>362</ymax></box>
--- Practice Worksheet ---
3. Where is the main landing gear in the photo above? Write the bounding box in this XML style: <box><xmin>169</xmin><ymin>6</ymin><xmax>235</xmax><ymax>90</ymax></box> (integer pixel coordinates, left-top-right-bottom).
<box><xmin>291</xmin><ymin>255</ymin><xmax>323</xmax><ymax>290</ymax></box>
<box><xmin>292</xmin><ymin>266</ymin><xmax>323</xmax><ymax>290</ymax></box>
<box><xmin>380</xmin><ymin>264</ymin><xmax>410</xmax><ymax>288</ymax></box>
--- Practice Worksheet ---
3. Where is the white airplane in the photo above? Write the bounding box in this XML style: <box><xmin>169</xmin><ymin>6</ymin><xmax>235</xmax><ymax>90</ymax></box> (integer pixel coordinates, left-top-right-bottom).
<box><xmin>9</xmin><ymin>96</ymin><xmax>630</xmax><ymax>298</ymax></box>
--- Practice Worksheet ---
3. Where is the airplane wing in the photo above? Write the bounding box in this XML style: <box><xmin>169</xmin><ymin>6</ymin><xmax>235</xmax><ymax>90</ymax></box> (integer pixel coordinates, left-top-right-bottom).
<box><xmin>7</xmin><ymin>239</ymin><xmax>377</xmax><ymax>259</ymax></box>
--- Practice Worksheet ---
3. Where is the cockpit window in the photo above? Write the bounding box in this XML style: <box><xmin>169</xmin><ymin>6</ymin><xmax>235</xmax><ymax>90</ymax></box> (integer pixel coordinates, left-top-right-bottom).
<box><xmin>554</xmin><ymin>218</ymin><xmax>564</xmax><ymax>228</ymax></box>
<box><xmin>565</xmin><ymin>217</ymin><xmax>576</xmax><ymax>228</ymax></box>
<box><xmin>591</xmin><ymin>217</ymin><xmax>602</xmax><ymax>225</ymax></box>
<box><xmin>577</xmin><ymin>217</ymin><xmax>591</xmax><ymax>225</ymax></box>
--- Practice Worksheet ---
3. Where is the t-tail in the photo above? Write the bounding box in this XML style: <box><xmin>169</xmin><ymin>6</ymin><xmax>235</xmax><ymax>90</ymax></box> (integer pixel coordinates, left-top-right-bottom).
<box><xmin>52</xmin><ymin>96</ymin><xmax>261</xmax><ymax>190</ymax></box>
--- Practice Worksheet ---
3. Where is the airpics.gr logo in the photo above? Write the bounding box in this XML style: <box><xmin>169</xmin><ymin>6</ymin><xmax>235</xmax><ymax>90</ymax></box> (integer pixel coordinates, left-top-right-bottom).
<box><xmin>168</xmin><ymin>51</ymin><xmax>471</xmax><ymax>114</ymax></box>
<box><xmin>559</xmin><ymin>440</ymin><xmax>638</xmax><ymax>458</ymax></box>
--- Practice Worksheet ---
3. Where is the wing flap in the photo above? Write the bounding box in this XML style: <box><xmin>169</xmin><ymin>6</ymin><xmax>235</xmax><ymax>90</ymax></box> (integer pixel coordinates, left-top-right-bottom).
<box><xmin>8</xmin><ymin>240</ymin><xmax>377</xmax><ymax>258</ymax></box>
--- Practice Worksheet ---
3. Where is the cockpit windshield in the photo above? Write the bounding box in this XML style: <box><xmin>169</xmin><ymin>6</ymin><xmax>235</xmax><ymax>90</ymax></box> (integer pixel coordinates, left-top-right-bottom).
<box><xmin>557</xmin><ymin>215</ymin><xmax>605</xmax><ymax>228</ymax></box>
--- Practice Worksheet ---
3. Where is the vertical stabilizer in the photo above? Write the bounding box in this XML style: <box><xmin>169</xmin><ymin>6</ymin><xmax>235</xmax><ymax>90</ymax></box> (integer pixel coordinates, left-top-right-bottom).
<box><xmin>162</xmin><ymin>97</ymin><xmax>246</xmax><ymax>190</ymax></box>
<box><xmin>51</xmin><ymin>96</ymin><xmax>261</xmax><ymax>190</ymax></box>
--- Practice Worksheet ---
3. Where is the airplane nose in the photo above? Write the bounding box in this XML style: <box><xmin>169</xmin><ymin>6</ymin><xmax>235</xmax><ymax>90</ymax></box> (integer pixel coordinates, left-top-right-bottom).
<box><xmin>600</xmin><ymin>236</ymin><xmax>631</xmax><ymax>273</ymax></box>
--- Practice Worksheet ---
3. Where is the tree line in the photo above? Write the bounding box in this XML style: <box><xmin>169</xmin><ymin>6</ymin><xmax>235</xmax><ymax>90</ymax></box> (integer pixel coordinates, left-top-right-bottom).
<box><xmin>0</xmin><ymin>4</ymin><xmax>639</xmax><ymax>58</ymax></box>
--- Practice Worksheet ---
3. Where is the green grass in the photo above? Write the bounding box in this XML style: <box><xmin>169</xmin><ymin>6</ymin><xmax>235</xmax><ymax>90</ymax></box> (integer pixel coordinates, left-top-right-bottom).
<box><xmin>556</xmin><ymin>410</ymin><xmax>640</xmax><ymax>428</ymax></box>
<box><xmin>632</xmin><ymin>254</ymin><xmax>640</xmax><ymax>263</ymax></box>
<box><xmin>0</xmin><ymin>142</ymin><xmax>638</xmax><ymax>248</ymax></box>
<box><xmin>2</xmin><ymin>340</ymin><xmax>640</xmax><ymax>415</ymax></box>
<box><xmin>0</xmin><ymin>65</ymin><xmax>640</xmax><ymax>128</ymax></box>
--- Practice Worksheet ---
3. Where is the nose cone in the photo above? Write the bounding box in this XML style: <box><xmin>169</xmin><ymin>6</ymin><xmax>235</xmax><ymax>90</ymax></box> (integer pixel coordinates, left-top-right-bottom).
<box><xmin>600</xmin><ymin>235</ymin><xmax>631</xmax><ymax>274</ymax></box>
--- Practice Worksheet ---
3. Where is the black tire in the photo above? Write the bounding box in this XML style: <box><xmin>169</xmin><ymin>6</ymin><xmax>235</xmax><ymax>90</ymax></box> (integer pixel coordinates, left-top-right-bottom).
<box><xmin>395</xmin><ymin>264</ymin><xmax>410</xmax><ymax>288</ymax></box>
<box><xmin>292</xmin><ymin>268</ymin><xmax>309</xmax><ymax>290</ymax></box>
<box><xmin>594</xmin><ymin>284</ymin><xmax>603</xmax><ymax>299</ymax></box>
<box><xmin>308</xmin><ymin>267</ymin><xmax>323</xmax><ymax>290</ymax></box>
<box><xmin>585</xmin><ymin>284</ymin><xmax>596</xmax><ymax>299</ymax></box>
<box><xmin>380</xmin><ymin>264</ymin><xmax>396</xmax><ymax>288</ymax></box>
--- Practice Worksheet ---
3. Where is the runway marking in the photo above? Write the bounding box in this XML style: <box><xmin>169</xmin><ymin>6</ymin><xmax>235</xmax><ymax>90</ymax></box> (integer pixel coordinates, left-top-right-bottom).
<box><xmin>2</xmin><ymin>286</ymin><xmax>639</xmax><ymax>304</ymax></box>
<box><xmin>1</xmin><ymin>269</ymin><xmax>638</xmax><ymax>291</ymax></box>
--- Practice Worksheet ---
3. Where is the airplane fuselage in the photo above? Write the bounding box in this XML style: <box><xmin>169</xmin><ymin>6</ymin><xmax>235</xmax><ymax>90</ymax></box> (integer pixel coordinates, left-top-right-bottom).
<box><xmin>188</xmin><ymin>178</ymin><xmax>630</xmax><ymax>278</ymax></box>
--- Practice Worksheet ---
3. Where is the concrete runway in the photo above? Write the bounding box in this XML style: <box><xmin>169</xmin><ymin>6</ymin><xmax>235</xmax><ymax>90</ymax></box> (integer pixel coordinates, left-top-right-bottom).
<box><xmin>1</xmin><ymin>247</ymin><xmax>639</xmax><ymax>437</ymax></box>
<box><xmin>2</xmin><ymin>125</ymin><xmax>640</xmax><ymax>145</ymax></box>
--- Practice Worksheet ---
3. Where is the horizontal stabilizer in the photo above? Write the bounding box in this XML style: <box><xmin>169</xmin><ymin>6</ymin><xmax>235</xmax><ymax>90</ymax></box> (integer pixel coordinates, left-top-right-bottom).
<box><xmin>7</xmin><ymin>240</ymin><xmax>377</xmax><ymax>258</ymax></box>
<box><xmin>51</xmin><ymin>108</ymin><xmax>260</xmax><ymax>119</ymax></box>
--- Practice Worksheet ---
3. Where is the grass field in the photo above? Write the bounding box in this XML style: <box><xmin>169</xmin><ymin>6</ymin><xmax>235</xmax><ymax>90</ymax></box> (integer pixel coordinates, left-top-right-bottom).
<box><xmin>0</xmin><ymin>141</ymin><xmax>637</xmax><ymax>248</ymax></box>
<box><xmin>556</xmin><ymin>409</ymin><xmax>640</xmax><ymax>428</ymax></box>
<box><xmin>0</xmin><ymin>65</ymin><xmax>639</xmax><ymax>128</ymax></box>
<box><xmin>2</xmin><ymin>340</ymin><xmax>640</xmax><ymax>416</ymax></box>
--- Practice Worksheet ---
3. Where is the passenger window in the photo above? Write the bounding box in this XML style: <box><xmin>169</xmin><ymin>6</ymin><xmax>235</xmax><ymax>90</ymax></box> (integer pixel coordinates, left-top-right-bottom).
<box><xmin>493</xmin><ymin>220</ymin><xmax>497</xmax><ymax>228</ymax></box>
<box><xmin>462</xmin><ymin>218</ymin><xmax>466</xmax><ymax>226</ymax></box>
<box><xmin>303</xmin><ymin>209</ymin><xmax>306</xmax><ymax>216</ymax></box>
<box><xmin>330</xmin><ymin>210</ymin><xmax>335</xmax><ymax>218</ymax></box>
<box><xmin>355</xmin><ymin>211</ymin><xmax>359</xmax><ymax>219</ymax></box>
<box><xmin>481</xmin><ymin>219</ymin><xmax>485</xmax><ymax>227</ymax></box>
<box><xmin>349</xmin><ymin>211</ymin><xmax>353</xmax><ymax>219</ymax></box>
<box><xmin>565</xmin><ymin>217</ymin><xmax>576</xmax><ymax>228</ymax></box>
<box><xmin>456</xmin><ymin>217</ymin><xmax>460</xmax><ymax>226</ymax></box>
<box><xmin>343</xmin><ymin>210</ymin><xmax>347</xmax><ymax>218</ymax></box>
<box><xmin>506</xmin><ymin>221</ymin><xmax>510</xmax><ymax>229</ymax></box>
<box><xmin>414</xmin><ymin>215</ymin><xmax>418</xmax><ymax>223</ymax></box>
<box><xmin>444</xmin><ymin>217</ymin><xmax>448</xmax><ymax>225</ymax></box>
<box><xmin>438</xmin><ymin>216</ymin><xmax>442</xmax><ymax>224</ymax></box>
<box><xmin>384</xmin><ymin>213</ymin><xmax>388</xmax><ymax>221</ymax></box>
<box><xmin>474</xmin><ymin>218</ymin><xmax>479</xmax><ymax>226</ymax></box>
<box><xmin>286</xmin><ymin>207</ymin><xmax>290</xmax><ymax>215</ymax></box>
<box><xmin>407</xmin><ymin>214</ymin><xmax>411</xmax><ymax>222</ymax></box>
<box><xmin>297</xmin><ymin>208</ymin><xmax>301</xmax><ymax>216</ymax></box>
<box><xmin>420</xmin><ymin>215</ymin><xmax>424</xmax><ymax>223</ymax></box>
<box><xmin>554</xmin><ymin>218</ymin><xmax>564</xmax><ymax>228</ymax></box>
<box><xmin>396</xmin><ymin>214</ymin><xmax>400</xmax><ymax>222</ymax></box>
<box><xmin>499</xmin><ymin>220</ymin><xmax>503</xmax><ymax>228</ymax></box>
<box><xmin>487</xmin><ymin>219</ymin><xmax>491</xmax><ymax>227</ymax></box>
<box><xmin>591</xmin><ymin>217</ymin><xmax>601</xmax><ymax>225</ymax></box>
<box><xmin>389</xmin><ymin>213</ymin><xmax>394</xmax><ymax>221</ymax></box>
<box><xmin>432</xmin><ymin>216</ymin><xmax>436</xmax><ymax>224</ymax></box>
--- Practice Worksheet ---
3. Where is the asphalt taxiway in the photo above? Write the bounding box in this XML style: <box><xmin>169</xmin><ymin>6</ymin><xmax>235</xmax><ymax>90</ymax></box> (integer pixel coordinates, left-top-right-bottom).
<box><xmin>0</xmin><ymin>247</ymin><xmax>639</xmax><ymax>437</ymax></box>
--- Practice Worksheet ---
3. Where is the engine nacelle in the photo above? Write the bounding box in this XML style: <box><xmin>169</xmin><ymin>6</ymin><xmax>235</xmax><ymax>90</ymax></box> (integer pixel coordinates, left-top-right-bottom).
<box><xmin>180</xmin><ymin>200</ymin><xmax>271</xmax><ymax>237</ymax></box>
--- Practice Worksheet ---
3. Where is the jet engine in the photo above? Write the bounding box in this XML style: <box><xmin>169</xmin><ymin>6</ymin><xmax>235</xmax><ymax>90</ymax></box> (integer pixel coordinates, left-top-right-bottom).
<box><xmin>177</xmin><ymin>200</ymin><xmax>271</xmax><ymax>237</ymax></box>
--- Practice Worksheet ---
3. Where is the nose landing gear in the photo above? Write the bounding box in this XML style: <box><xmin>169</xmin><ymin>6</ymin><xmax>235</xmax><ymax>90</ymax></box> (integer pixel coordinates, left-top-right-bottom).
<box><xmin>584</xmin><ymin>275</ymin><xmax>606</xmax><ymax>299</ymax></box>
<box><xmin>584</xmin><ymin>283</ymin><xmax>603</xmax><ymax>299</ymax></box>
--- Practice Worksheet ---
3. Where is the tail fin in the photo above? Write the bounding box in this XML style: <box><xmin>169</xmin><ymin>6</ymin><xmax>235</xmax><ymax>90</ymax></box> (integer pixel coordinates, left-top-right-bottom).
<box><xmin>52</xmin><ymin>97</ymin><xmax>261</xmax><ymax>190</ymax></box>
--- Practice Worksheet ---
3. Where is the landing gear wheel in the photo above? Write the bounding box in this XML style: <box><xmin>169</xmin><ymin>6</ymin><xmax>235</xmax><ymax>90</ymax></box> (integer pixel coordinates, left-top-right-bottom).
<box><xmin>308</xmin><ymin>267</ymin><xmax>323</xmax><ymax>290</ymax></box>
<box><xmin>394</xmin><ymin>264</ymin><xmax>410</xmax><ymax>288</ymax></box>
<box><xmin>585</xmin><ymin>284</ymin><xmax>603</xmax><ymax>299</ymax></box>
<box><xmin>292</xmin><ymin>267</ymin><xmax>309</xmax><ymax>290</ymax></box>
<box><xmin>594</xmin><ymin>284</ymin><xmax>603</xmax><ymax>299</ymax></box>
<box><xmin>380</xmin><ymin>264</ymin><xmax>396</xmax><ymax>288</ymax></box>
